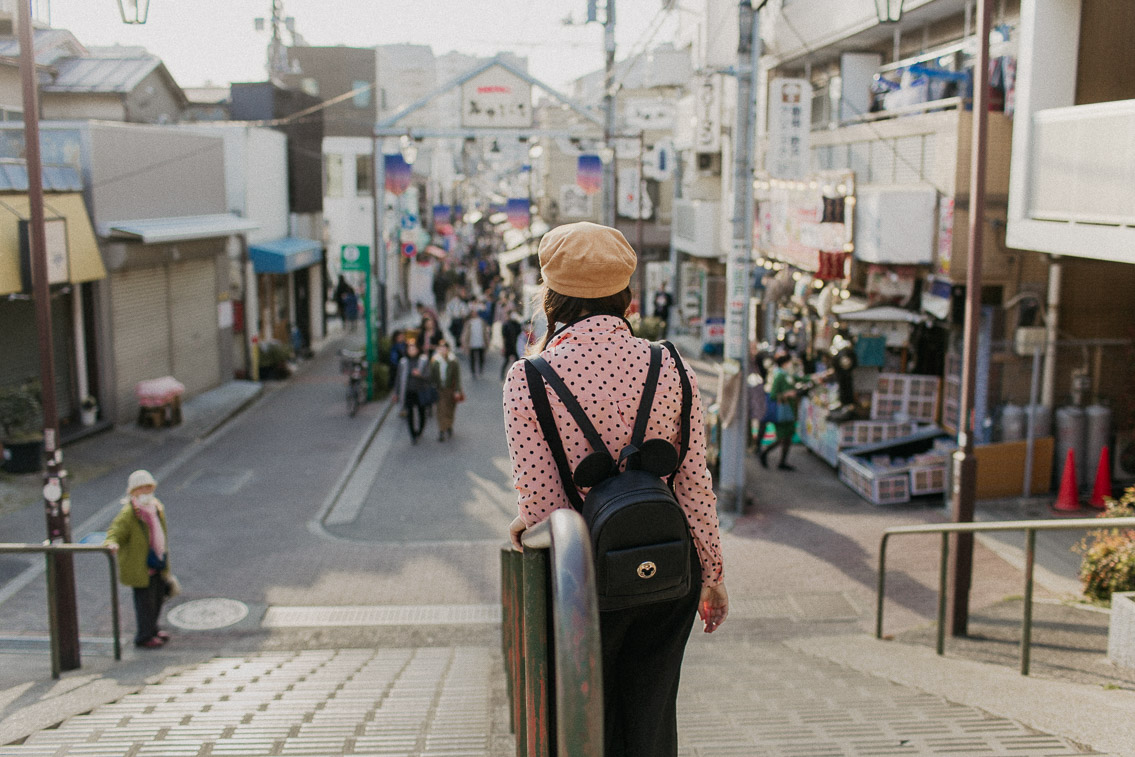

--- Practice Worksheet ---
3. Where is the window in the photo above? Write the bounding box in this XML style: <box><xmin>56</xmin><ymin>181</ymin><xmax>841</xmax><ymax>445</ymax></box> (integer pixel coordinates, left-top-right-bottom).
<box><xmin>324</xmin><ymin>154</ymin><xmax>343</xmax><ymax>198</ymax></box>
<box><xmin>356</xmin><ymin>154</ymin><xmax>373</xmax><ymax>196</ymax></box>
<box><xmin>352</xmin><ymin>80</ymin><xmax>372</xmax><ymax>109</ymax></box>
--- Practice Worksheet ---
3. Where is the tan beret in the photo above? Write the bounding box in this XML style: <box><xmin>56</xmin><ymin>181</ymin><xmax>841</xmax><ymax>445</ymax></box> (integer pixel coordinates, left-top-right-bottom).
<box><xmin>538</xmin><ymin>222</ymin><xmax>637</xmax><ymax>299</ymax></box>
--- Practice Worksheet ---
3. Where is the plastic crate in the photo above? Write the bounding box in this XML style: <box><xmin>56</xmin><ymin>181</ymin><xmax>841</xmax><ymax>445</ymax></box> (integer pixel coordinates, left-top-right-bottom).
<box><xmin>870</xmin><ymin>373</ymin><xmax>941</xmax><ymax>423</ymax></box>
<box><xmin>838</xmin><ymin>420</ymin><xmax>917</xmax><ymax>448</ymax></box>
<box><xmin>837</xmin><ymin>452</ymin><xmax>911</xmax><ymax>505</ymax></box>
<box><xmin>909</xmin><ymin>463</ymin><xmax>948</xmax><ymax>496</ymax></box>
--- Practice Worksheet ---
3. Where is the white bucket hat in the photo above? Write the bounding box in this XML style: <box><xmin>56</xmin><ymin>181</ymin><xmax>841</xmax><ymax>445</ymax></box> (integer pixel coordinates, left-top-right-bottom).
<box><xmin>127</xmin><ymin>469</ymin><xmax>157</xmax><ymax>494</ymax></box>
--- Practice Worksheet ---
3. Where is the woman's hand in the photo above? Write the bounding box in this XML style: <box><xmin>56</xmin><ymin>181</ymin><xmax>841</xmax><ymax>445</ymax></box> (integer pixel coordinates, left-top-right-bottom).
<box><xmin>509</xmin><ymin>516</ymin><xmax>527</xmax><ymax>552</ymax></box>
<box><xmin>698</xmin><ymin>583</ymin><xmax>729</xmax><ymax>633</ymax></box>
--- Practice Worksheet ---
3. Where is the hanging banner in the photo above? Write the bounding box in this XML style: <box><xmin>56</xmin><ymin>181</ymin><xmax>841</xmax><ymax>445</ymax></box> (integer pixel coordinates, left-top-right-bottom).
<box><xmin>766</xmin><ymin>78</ymin><xmax>812</xmax><ymax>180</ymax></box>
<box><xmin>506</xmin><ymin>198</ymin><xmax>530</xmax><ymax>230</ymax></box>
<box><xmin>384</xmin><ymin>154</ymin><xmax>411</xmax><ymax>196</ymax></box>
<box><xmin>432</xmin><ymin>204</ymin><xmax>451</xmax><ymax>232</ymax></box>
<box><xmin>577</xmin><ymin>154</ymin><xmax>602</xmax><ymax>196</ymax></box>
<box><xmin>559</xmin><ymin>184</ymin><xmax>593</xmax><ymax>218</ymax></box>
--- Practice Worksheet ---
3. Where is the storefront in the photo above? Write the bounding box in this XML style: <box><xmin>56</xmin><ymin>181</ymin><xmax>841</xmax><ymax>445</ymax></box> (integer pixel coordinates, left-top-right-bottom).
<box><xmin>0</xmin><ymin>192</ymin><xmax>106</xmax><ymax>428</ymax></box>
<box><xmin>248</xmin><ymin>236</ymin><xmax>324</xmax><ymax>350</ymax></box>
<box><xmin>100</xmin><ymin>214</ymin><xmax>257</xmax><ymax>424</ymax></box>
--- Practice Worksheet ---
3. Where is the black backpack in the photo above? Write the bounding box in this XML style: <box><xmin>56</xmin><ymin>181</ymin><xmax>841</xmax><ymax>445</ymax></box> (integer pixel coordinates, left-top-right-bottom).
<box><xmin>524</xmin><ymin>341</ymin><xmax>694</xmax><ymax>612</ymax></box>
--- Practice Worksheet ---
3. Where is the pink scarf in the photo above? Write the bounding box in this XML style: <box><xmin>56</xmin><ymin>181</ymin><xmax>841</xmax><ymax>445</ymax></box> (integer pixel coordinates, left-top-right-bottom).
<box><xmin>133</xmin><ymin>500</ymin><xmax>166</xmax><ymax>559</ymax></box>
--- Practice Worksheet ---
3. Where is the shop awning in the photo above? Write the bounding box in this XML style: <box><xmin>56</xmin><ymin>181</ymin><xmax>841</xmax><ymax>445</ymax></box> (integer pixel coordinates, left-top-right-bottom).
<box><xmin>248</xmin><ymin>237</ymin><xmax>323</xmax><ymax>274</ymax></box>
<box><xmin>98</xmin><ymin>213</ymin><xmax>260</xmax><ymax>244</ymax></box>
<box><xmin>0</xmin><ymin>192</ymin><xmax>106</xmax><ymax>296</ymax></box>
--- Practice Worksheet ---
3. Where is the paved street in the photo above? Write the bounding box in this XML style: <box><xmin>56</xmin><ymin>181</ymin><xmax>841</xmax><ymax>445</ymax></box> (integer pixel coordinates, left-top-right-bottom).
<box><xmin>1</xmin><ymin>338</ymin><xmax>1133</xmax><ymax>755</ymax></box>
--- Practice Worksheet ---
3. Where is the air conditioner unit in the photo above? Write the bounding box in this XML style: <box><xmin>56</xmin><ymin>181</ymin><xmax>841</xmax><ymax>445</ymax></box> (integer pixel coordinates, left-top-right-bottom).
<box><xmin>1115</xmin><ymin>431</ymin><xmax>1135</xmax><ymax>481</ymax></box>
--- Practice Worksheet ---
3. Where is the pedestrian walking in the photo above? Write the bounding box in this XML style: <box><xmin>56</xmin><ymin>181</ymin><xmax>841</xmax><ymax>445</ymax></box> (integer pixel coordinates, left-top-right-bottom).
<box><xmin>503</xmin><ymin>221</ymin><xmax>727</xmax><ymax>757</ymax></box>
<box><xmin>430</xmin><ymin>340</ymin><xmax>463</xmax><ymax>441</ymax></box>
<box><xmin>342</xmin><ymin>288</ymin><xmax>359</xmax><ymax>333</ymax></box>
<box><xmin>445</xmin><ymin>289</ymin><xmax>470</xmax><ymax>346</ymax></box>
<box><xmin>759</xmin><ymin>352</ymin><xmax>802</xmax><ymax>470</ymax></box>
<box><xmin>500</xmin><ymin>311</ymin><xmax>523</xmax><ymax>380</ymax></box>
<box><xmin>394</xmin><ymin>342</ymin><xmax>432</xmax><ymax>444</ymax></box>
<box><xmin>461</xmin><ymin>309</ymin><xmax>489</xmax><ymax>378</ymax></box>
<box><xmin>104</xmin><ymin>470</ymin><xmax>178</xmax><ymax>649</ymax></box>
<box><xmin>652</xmin><ymin>281</ymin><xmax>674</xmax><ymax>339</ymax></box>
<box><xmin>416</xmin><ymin>313</ymin><xmax>445</xmax><ymax>357</ymax></box>
<box><xmin>334</xmin><ymin>275</ymin><xmax>353</xmax><ymax>324</ymax></box>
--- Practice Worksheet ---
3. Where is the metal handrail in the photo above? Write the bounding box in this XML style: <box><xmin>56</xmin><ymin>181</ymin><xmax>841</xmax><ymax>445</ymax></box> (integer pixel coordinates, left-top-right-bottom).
<box><xmin>0</xmin><ymin>542</ymin><xmax>122</xmax><ymax>678</ymax></box>
<box><xmin>500</xmin><ymin>509</ymin><xmax>603</xmax><ymax>757</ymax></box>
<box><xmin>876</xmin><ymin>516</ymin><xmax>1135</xmax><ymax>675</ymax></box>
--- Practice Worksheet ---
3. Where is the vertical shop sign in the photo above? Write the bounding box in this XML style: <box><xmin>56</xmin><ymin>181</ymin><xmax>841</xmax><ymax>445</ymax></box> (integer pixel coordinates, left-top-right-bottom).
<box><xmin>767</xmin><ymin>78</ymin><xmax>812</xmax><ymax>180</ymax></box>
<box><xmin>577</xmin><ymin>154</ymin><xmax>603</xmax><ymax>195</ymax></box>
<box><xmin>694</xmin><ymin>74</ymin><xmax>721</xmax><ymax>153</ymax></box>
<box><xmin>724</xmin><ymin>240</ymin><xmax>749</xmax><ymax>360</ymax></box>
<box><xmin>935</xmin><ymin>196</ymin><xmax>954</xmax><ymax>277</ymax></box>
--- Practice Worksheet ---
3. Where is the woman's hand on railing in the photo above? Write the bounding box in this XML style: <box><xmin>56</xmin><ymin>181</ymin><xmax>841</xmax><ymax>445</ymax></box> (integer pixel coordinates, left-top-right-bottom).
<box><xmin>699</xmin><ymin>582</ymin><xmax>729</xmax><ymax>633</ymax></box>
<box><xmin>509</xmin><ymin>516</ymin><xmax>527</xmax><ymax>552</ymax></box>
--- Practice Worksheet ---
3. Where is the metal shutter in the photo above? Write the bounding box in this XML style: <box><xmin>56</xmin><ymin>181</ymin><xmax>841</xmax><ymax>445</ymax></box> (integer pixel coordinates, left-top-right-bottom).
<box><xmin>111</xmin><ymin>266</ymin><xmax>172</xmax><ymax>423</ymax></box>
<box><xmin>169</xmin><ymin>259</ymin><xmax>220</xmax><ymax>398</ymax></box>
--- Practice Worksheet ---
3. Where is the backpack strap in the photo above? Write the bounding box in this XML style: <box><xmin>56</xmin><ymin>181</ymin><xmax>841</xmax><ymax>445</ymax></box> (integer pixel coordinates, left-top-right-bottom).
<box><xmin>528</xmin><ymin>356</ymin><xmax>611</xmax><ymax>458</ymax></box>
<box><xmin>629</xmin><ymin>344</ymin><xmax>664</xmax><ymax>451</ymax></box>
<box><xmin>661</xmin><ymin>341</ymin><xmax>692</xmax><ymax>486</ymax></box>
<box><xmin>524</xmin><ymin>359</ymin><xmax>584</xmax><ymax>511</ymax></box>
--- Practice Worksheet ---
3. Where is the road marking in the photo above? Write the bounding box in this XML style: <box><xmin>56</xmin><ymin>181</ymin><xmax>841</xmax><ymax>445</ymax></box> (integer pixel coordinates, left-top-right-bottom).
<box><xmin>261</xmin><ymin>603</ymin><xmax>501</xmax><ymax>628</ymax></box>
<box><xmin>322</xmin><ymin>416</ymin><xmax>396</xmax><ymax>526</ymax></box>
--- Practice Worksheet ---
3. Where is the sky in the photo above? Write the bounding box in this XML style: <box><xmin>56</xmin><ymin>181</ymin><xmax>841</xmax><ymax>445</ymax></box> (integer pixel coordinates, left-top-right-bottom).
<box><xmin>44</xmin><ymin>0</ymin><xmax>681</xmax><ymax>94</ymax></box>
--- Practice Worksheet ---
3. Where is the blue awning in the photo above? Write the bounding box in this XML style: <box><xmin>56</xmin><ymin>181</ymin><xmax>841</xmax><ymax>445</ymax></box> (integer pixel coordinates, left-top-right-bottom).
<box><xmin>249</xmin><ymin>237</ymin><xmax>323</xmax><ymax>274</ymax></box>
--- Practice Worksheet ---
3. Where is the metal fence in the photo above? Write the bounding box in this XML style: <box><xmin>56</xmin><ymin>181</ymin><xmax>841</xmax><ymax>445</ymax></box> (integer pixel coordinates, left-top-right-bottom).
<box><xmin>0</xmin><ymin>542</ymin><xmax>122</xmax><ymax>678</ymax></box>
<box><xmin>875</xmin><ymin>516</ymin><xmax>1135</xmax><ymax>675</ymax></box>
<box><xmin>500</xmin><ymin>509</ymin><xmax>603</xmax><ymax>757</ymax></box>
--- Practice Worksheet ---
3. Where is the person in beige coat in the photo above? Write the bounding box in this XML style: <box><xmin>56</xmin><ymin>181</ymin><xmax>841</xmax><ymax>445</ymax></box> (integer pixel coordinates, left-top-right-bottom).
<box><xmin>429</xmin><ymin>340</ymin><xmax>463</xmax><ymax>441</ymax></box>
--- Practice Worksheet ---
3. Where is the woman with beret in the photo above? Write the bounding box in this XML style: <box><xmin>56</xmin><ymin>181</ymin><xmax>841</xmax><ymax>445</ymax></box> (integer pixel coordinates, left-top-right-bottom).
<box><xmin>503</xmin><ymin>221</ymin><xmax>728</xmax><ymax>756</ymax></box>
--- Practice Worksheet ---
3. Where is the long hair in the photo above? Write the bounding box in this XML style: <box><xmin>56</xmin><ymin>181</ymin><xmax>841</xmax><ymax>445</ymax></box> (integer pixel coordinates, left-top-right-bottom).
<box><xmin>530</xmin><ymin>285</ymin><xmax>633</xmax><ymax>354</ymax></box>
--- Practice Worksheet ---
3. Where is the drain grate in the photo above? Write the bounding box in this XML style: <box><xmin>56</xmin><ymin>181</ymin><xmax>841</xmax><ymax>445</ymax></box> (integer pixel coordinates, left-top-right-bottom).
<box><xmin>260</xmin><ymin>604</ymin><xmax>501</xmax><ymax>628</ymax></box>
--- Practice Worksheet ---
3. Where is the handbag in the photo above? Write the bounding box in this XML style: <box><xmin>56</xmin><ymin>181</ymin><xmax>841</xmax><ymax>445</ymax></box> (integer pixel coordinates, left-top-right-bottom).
<box><xmin>417</xmin><ymin>384</ymin><xmax>439</xmax><ymax>406</ymax></box>
<box><xmin>454</xmin><ymin>391</ymin><xmax>465</xmax><ymax>403</ymax></box>
<box><xmin>775</xmin><ymin>400</ymin><xmax>796</xmax><ymax>424</ymax></box>
<box><xmin>164</xmin><ymin>574</ymin><xmax>182</xmax><ymax>598</ymax></box>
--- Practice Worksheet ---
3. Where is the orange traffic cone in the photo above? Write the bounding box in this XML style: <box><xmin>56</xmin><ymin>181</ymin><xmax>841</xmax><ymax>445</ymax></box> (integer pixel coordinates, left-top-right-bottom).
<box><xmin>1053</xmin><ymin>448</ymin><xmax>1080</xmax><ymax>512</ymax></box>
<box><xmin>1089</xmin><ymin>446</ymin><xmax>1112</xmax><ymax>510</ymax></box>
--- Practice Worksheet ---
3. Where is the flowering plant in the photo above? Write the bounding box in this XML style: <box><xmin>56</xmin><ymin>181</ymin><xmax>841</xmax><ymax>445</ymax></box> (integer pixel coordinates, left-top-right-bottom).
<box><xmin>1077</xmin><ymin>486</ymin><xmax>1135</xmax><ymax>603</ymax></box>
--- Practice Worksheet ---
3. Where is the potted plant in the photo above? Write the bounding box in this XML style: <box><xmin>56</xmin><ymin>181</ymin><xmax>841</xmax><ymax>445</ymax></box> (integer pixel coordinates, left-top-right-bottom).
<box><xmin>1077</xmin><ymin>487</ymin><xmax>1135</xmax><ymax>669</ymax></box>
<box><xmin>0</xmin><ymin>382</ymin><xmax>44</xmax><ymax>474</ymax></box>
<box><xmin>80</xmin><ymin>395</ymin><xmax>99</xmax><ymax>426</ymax></box>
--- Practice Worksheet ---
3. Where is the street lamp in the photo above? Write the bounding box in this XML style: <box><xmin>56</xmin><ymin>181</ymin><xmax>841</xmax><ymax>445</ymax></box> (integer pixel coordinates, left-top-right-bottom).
<box><xmin>874</xmin><ymin>0</ymin><xmax>904</xmax><ymax>23</ymax></box>
<box><xmin>116</xmin><ymin>0</ymin><xmax>151</xmax><ymax>24</ymax></box>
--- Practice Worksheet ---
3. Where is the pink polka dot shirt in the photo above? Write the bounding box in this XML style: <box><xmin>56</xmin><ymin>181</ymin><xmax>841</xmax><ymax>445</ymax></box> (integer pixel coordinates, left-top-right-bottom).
<box><xmin>503</xmin><ymin>315</ymin><xmax>724</xmax><ymax>587</ymax></box>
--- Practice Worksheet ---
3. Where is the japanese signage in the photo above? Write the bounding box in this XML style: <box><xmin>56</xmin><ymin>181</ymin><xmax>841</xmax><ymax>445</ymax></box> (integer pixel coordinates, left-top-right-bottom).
<box><xmin>340</xmin><ymin>244</ymin><xmax>369</xmax><ymax>273</ymax></box>
<box><xmin>617</xmin><ymin>168</ymin><xmax>653</xmax><ymax>220</ymax></box>
<box><xmin>460</xmin><ymin>65</ymin><xmax>533</xmax><ymax>129</ymax></box>
<box><xmin>694</xmin><ymin>74</ymin><xmax>722</xmax><ymax>153</ymax></box>
<box><xmin>766</xmin><ymin>78</ymin><xmax>812</xmax><ymax>180</ymax></box>
<box><xmin>19</xmin><ymin>217</ymin><xmax>69</xmax><ymax>291</ymax></box>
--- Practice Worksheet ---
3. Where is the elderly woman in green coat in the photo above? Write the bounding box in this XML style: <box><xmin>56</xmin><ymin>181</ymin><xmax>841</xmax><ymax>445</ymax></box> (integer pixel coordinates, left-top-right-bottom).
<box><xmin>104</xmin><ymin>469</ymin><xmax>173</xmax><ymax>649</ymax></box>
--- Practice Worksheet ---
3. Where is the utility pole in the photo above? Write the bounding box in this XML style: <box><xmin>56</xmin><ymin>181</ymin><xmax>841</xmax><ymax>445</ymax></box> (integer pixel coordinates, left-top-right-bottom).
<box><xmin>636</xmin><ymin>130</ymin><xmax>646</xmax><ymax>303</ymax></box>
<box><xmin>265</xmin><ymin>0</ymin><xmax>290</xmax><ymax>81</ymax></box>
<box><xmin>950</xmin><ymin>0</ymin><xmax>992</xmax><ymax>637</ymax></box>
<box><xmin>602</xmin><ymin>0</ymin><xmax>616</xmax><ymax>228</ymax></box>
<box><xmin>19</xmin><ymin>0</ymin><xmax>80</xmax><ymax>671</ymax></box>
<box><xmin>718</xmin><ymin>0</ymin><xmax>761</xmax><ymax>515</ymax></box>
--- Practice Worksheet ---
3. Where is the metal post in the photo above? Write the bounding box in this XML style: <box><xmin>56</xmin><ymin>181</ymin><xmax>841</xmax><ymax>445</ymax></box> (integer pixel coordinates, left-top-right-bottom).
<box><xmin>20</xmin><ymin>0</ymin><xmax>80</xmax><ymax>672</ymax></box>
<box><xmin>521</xmin><ymin>547</ymin><xmax>552</xmax><ymax>757</ymax></box>
<box><xmin>719</xmin><ymin>0</ymin><xmax>760</xmax><ymax>514</ymax></box>
<box><xmin>371</xmin><ymin>137</ymin><xmax>387</xmax><ymax>342</ymax></box>
<box><xmin>875</xmin><ymin>533</ymin><xmax>888</xmax><ymax>639</ymax></box>
<box><xmin>1023</xmin><ymin>348</ymin><xmax>1042</xmax><ymax>497</ymax></box>
<box><xmin>636</xmin><ymin>131</ymin><xmax>647</xmax><ymax>307</ymax></box>
<box><xmin>1021</xmin><ymin>528</ymin><xmax>1036</xmax><ymax>675</ymax></box>
<box><xmin>949</xmin><ymin>0</ymin><xmax>992</xmax><ymax>638</ymax></box>
<box><xmin>937</xmin><ymin>532</ymin><xmax>949</xmax><ymax>656</ymax></box>
<box><xmin>106</xmin><ymin>550</ymin><xmax>121</xmax><ymax>662</ymax></box>
<box><xmin>601</xmin><ymin>0</ymin><xmax>617</xmax><ymax>228</ymax></box>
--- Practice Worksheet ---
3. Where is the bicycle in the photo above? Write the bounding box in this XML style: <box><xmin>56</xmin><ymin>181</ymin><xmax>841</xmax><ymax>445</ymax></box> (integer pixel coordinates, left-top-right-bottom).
<box><xmin>339</xmin><ymin>349</ymin><xmax>368</xmax><ymax>417</ymax></box>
